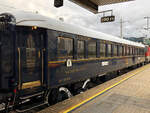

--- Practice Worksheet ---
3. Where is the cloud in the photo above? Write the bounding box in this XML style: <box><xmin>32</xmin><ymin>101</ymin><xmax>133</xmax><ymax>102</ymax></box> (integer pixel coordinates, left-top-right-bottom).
<box><xmin>0</xmin><ymin>0</ymin><xmax>150</xmax><ymax>38</ymax></box>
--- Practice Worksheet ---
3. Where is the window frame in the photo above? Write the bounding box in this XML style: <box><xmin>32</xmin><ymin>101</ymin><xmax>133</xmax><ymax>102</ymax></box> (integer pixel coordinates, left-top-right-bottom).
<box><xmin>88</xmin><ymin>39</ymin><xmax>97</xmax><ymax>58</ymax></box>
<box><xmin>57</xmin><ymin>36</ymin><xmax>74</xmax><ymax>60</ymax></box>
<box><xmin>77</xmin><ymin>40</ymin><xmax>85</xmax><ymax>59</ymax></box>
<box><xmin>100</xmin><ymin>41</ymin><xmax>106</xmax><ymax>57</ymax></box>
<box><xmin>107</xmin><ymin>42</ymin><xmax>112</xmax><ymax>57</ymax></box>
<box><xmin>113</xmin><ymin>44</ymin><xmax>118</xmax><ymax>57</ymax></box>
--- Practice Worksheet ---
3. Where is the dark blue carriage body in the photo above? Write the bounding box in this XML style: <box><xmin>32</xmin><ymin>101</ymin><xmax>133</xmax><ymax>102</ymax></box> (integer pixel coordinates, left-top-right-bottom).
<box><xmin>48</xmin><ymin>57</ymin><xmax>145</xmax><ymax>88</ymax></box>
<box><xmin>46</xmin><ymin>29</ymin><xmax>145</xmax><ymax>88</ymax></box>
<box><xmin>0</xmin><ymin>24</ymin><xmax>145</xmax><ymax>94</ymax></box>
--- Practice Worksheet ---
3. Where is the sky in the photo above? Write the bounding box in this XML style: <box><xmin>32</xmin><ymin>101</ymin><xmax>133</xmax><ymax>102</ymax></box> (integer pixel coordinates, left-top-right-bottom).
<box><xmin>0</xmin><ymin>0</ymin><xmax>150</xmax><ymax>38</ymax></box>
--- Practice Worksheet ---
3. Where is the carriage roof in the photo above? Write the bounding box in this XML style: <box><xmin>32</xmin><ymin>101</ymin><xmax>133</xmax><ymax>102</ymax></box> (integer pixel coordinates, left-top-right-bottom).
<box><xmin>6</xmin><ymin>11</ymin><xmax>145</xmax><ymax>48</ymax></box>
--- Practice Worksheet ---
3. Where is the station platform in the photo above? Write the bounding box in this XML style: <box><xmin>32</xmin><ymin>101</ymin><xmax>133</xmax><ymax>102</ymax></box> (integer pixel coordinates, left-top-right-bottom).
<box><xmin>38</xmin><ymin>64</ymin><xmax>150</xmax><ymax>113</ymax></box>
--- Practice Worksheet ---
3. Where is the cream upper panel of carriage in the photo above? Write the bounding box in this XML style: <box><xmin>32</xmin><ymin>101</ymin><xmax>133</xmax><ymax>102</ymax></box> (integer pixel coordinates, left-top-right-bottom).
<box><xmin>11</xmin><ymin>11</ymin><xmax>145</xmax><ymax>48</ymax></box>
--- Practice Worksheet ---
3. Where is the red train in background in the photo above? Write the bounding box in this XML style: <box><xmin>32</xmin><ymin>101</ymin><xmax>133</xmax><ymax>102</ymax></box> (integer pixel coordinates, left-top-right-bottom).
<box><xmin>145</xmin><ymin>46</ymin><xmax>150</xmax><ymax>63</ymax></box>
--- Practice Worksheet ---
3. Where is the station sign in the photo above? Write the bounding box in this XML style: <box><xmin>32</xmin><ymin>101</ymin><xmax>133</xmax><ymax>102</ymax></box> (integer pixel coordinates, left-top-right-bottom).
<box><xmin>101</xmin><ymin>16</ymin><xmax>115</xmax><ymax>23</ymax></box>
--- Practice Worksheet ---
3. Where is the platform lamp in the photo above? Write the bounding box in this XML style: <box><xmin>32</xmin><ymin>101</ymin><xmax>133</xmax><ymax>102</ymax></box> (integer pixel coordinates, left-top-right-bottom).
<box><xmin>54</xmin><ymin>0</ymin><xmax>63</xmax><ymax>7</ymax></box>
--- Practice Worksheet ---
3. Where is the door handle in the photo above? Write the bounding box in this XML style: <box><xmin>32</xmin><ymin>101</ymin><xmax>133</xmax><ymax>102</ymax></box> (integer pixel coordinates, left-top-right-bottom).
<box><xmin>38</xmin><ymin>50</ymin><xmax>41</xmax><ymax>58</ymax></box>
<box><xmin>17</xmin><ymin>48</ymin><xmax>21</xmax><ymax>90</ymax></box>
<box><xmin>41</xmin><ymin>49</ymin><xmax>45</xmax><ymax>85</ymax></box>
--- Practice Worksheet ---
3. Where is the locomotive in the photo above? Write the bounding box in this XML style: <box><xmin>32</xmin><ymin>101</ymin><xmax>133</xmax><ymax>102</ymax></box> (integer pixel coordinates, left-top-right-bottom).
<box><xmin>145</xmin><ymin>46</ymin><xmax>150</xmax><ymax>63</ymax></box>
<box><xmin>0</xmin><ymin>11</ymin><xmax>148</xmax><ymax>112</ymax></box>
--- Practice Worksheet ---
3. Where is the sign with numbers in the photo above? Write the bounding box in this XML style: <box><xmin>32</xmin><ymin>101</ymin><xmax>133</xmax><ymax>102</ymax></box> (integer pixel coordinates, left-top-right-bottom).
<box><xmin>101</xmin><ymin>16</ymin><xmax>115</xmax><ymax>23</ymax></box>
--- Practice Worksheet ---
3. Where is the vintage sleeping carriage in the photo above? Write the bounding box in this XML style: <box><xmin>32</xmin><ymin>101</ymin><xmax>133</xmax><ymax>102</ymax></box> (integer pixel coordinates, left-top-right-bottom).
<box><xmin>0</xmin><ymin>11</ymin><xmax>145</xmax><ymax>112</ymax></box>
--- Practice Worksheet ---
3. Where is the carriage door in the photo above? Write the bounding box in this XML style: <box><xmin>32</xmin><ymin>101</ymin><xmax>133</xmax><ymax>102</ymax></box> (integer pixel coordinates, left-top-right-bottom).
<box><xmin>17</xmin><ymin>27</ymin><xmax>45</xmax><ymax>90</ymax></box>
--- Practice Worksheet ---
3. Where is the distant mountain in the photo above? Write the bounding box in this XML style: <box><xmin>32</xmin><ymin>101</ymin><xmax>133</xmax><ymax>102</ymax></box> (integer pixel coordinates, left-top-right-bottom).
<box><xmin>124</xmin><ymin>37</ymin><xmax>150</xmax><ymax>45</ymax></box>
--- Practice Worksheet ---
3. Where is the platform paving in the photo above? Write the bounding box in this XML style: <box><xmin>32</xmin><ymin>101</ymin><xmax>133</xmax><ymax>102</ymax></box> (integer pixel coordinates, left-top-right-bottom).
<box><xmin>72</xmin><ymin>65</ymin><xmax>150</xmax><ymax>113</ymax></box>
<box><xmin>38</xmin><ymin>64</ymin><xmax>150</xmax><ymax>113</ymax></box>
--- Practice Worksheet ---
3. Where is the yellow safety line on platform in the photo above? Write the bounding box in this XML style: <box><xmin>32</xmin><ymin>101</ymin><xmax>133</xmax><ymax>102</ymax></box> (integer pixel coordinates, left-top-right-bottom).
<box><xmin>63</xmin><ymin>65</ymin><xmax>149</xmax><ymax>113</ymax></box>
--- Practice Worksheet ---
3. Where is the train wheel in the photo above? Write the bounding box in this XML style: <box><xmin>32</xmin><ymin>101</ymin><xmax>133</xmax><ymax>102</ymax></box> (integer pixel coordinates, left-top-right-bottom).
<box><xmin>47</xmin><ymin>87</ymin><xmax>72</xmax><ymax>105</ymax></box>
<box><xmin>47</xmin><ymin>89</ymin><xmax>59</xmax><ymax>105</ymax></box>
<box><xmin>58</xmin><ymin>87</ymin><xmax>72</xmax><ymax>102</ymax></box>
<box><xmin>82</xmin><ymin>82</ymin><xmax>95</xmax><ymax>91</ymax></box>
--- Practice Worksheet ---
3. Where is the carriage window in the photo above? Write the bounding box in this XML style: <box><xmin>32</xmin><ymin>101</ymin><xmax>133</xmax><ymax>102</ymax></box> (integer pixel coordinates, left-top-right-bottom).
<box><xmin>26</xmin><ymin>34</ymin><xmax>35</xmax><ymax>48</ymax></box>
<box><xmin>88</xmin><ymin>40</ymin><xmax>96</xmax><ymax>58</ymax></box>
<box><xmin>107</xmin><ymin>44</ymin><xmax>112</xmax><ymax>57</ymax></box>
<box><xmin>142</xmin><ymin>48</ymin><xmax>145</xmax><ymax>55</ymax></box>
<box><xmin>138</xmin><ymin>48</ymin><xmax>140</xmax><ymax>55</ymax></box>
<box><xmin>130</xmin><ymin>47</ymin><xmax>132</xmax><ymax>55</ymax></box>
<box><xmin>132</xmin><ymin>47</ymin><xmax>134</xmax><ymax>55</ymax></box>
<box><xmin>125</xmin><ymin>46</ymin><xmax>128</xmax><ymax>56</ymax></box>
<box><xmin>57</xmin><ymin>37</ymin><xmax>73</xmax><ymax>60</ymax></box>
<box><xmin>140</xmin><ymin>48</ymin><xmax>142</xmax><ymax>55</ymax></box>
<box><xmin>139</xmin><ymin>48</ymin><xmax>141</xmax><ymax>55</ymax></box>
<box><xmin>122</xmin><ymin>46</ymin><xmax>124</xmax><ymax>56</ymax></box>
<box><xmin>139</xmin><ymin>48</ymin><xmax>142</xmax><ymax>55</ymax></box>
<box><xmin>133</xmin><ymin>47</ymin><xmax>135</xmax><ymax>55</ymax></box>
<box><xmin>114</xmin><ymin>45</ymin><xmax>118</xmax><ymax>56</ymax></box>
<box><xmin>131</xmin><ymin>47</ymin><xmax>133</xmax><ymax>55</ymax></box>
<box><xmin>135</xmin><ymin>48</ymin><xmax>137</xmax><ymax>55</ymax></box>
<box><xmin>77</xmin><ymin>40</ymin><xmax>84</xmax><ymax>59</ymax></box>
<box><xmin>124</xmin><ymin>46</ymin><xmax>126</xmax><ymax>56</ymax></box>
<box><xmin>135</xmin><ymin>48</ymin><xmax>138</xmax><ymax>55</ymax></box>
<box><xmin>126</xmin><ymin>46</ymin><xmax>129</xmax><ymax>55</ymax></box>
<box><xmin>128</xmin><ymin>47</ymin><xmax>130</xmax><ymax>55</ymax></box>
<box><xmin>137</xmin><ymin>48</ymin><xmax>139</xmax><ymax>55</ymax></box>
<box><xmin>141</xmin><ymin>48</ymin><xmax>144</xmax><ymax>55</ymax></box>
<box><xmin>119</xmin><ymin>45</ymin><xmax>122</xmax><ymax>56</ymax></box>
<box><xmin>100</xmin><ymin>42</ymin><xmax>105</xmax><ymax>57</ymax></box>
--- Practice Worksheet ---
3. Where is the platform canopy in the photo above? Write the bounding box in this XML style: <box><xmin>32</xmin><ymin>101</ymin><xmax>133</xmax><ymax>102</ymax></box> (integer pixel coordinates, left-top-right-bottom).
<box><xmin>69</xmin><ymin>0</ymin><xmax>134</xmax><ymax>13</ymax></box>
